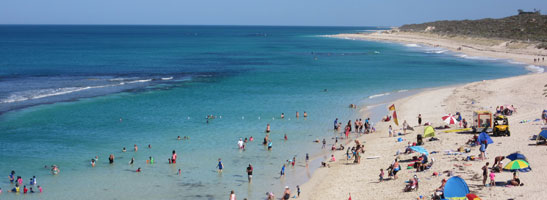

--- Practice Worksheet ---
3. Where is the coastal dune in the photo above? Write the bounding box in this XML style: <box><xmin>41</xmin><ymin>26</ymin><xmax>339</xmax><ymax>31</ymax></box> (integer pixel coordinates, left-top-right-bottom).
<box><xmin>299</xmin><ymin>72</ymin><xmax>547</xmax><ymax>199</ymax></box>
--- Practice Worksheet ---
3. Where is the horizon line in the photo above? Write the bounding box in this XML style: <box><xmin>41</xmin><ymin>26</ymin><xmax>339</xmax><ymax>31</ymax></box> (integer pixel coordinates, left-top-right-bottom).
<box><xmin>0</xmin><ymin>23</ymin><xmax>396</xmax><ymax>28</ymax></box>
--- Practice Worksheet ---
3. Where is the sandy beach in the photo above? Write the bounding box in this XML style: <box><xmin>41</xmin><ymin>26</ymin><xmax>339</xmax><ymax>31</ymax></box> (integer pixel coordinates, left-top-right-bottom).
<box><xmin>328</xmin><ymin>31</ymin><xmax>547</xmax><ymax>70</ymax></box>
<box><xmin>299</xmin><ymin>70</ymin><xmax>547</xmax><ymax>199</ymax></box>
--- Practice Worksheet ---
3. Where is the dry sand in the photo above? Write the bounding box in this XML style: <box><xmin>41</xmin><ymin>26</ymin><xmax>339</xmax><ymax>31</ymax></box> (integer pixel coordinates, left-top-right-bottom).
<box><xmin>328</xmin><ymin>31</ymin><xmax>547</xmax><ymax>70</ymax></box>
<box><xmin>298</xmin><ymin>71</ymin><xmax>547</xmax><ymax>199</ymax></box>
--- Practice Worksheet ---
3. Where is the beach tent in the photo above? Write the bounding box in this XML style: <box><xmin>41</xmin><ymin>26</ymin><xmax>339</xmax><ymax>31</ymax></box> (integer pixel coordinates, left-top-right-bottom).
<box><xmin>410</xmin><ymin>146</ymin><xmax>429</xmax><ymax>155</ymax></box>
<box><xmin>424</xmin><ymin>126</ymin><xmax>435</xmax><ymax>138</ymax></box>
<box><xmin>478</xmin><ymin>132</ymin><xmax>493</xmax><ymax>144</ymax></box>
<box><xmin>443</xmin><ymin>176</ymin><xmax>470</xmax><ymax>200</ymax></box>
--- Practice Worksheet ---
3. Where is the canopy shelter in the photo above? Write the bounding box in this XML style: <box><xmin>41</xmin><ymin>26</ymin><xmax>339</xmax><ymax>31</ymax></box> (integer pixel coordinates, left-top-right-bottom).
<box><xmin>424</xmin><ymin>126</ymin><xmax>435</xmax><ymax>138</ymax></box>
<box><xmin>443</xmin><ymin>176</ymin><xmax>470</xmax><ymax>200</ymax></box>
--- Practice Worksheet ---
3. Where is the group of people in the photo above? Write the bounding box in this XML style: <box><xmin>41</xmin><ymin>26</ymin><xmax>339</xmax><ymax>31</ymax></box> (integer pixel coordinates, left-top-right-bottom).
<box><xmin>4</xmin><ymin>170</ymin><xmax>43</xmax><ymax>195</ymax></box>
<box><xmin>532</xmin><ymin>57</ymin><xmax>544</xmax><ymax>63</ymax></box>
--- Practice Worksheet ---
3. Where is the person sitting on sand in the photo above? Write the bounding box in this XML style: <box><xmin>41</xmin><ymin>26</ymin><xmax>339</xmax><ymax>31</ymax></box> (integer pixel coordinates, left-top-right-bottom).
<box><xmin>404</xmin><ymin>175</ymin><xmax>419</xmax><ymax>192</ymax></box>
<box><xmin>509</xmin><ymin>172</ymin><xmax>523</xmax><ymax>186</ymax></box>
<box><xmin>330</xmin><ymin>154</ymin><xmax>336</xmax><ymax>162</ymax></box>
<box><xmin>466</xmin><ymin>134</ymin><xmax>478</xmax><ymax>146</ymax></box>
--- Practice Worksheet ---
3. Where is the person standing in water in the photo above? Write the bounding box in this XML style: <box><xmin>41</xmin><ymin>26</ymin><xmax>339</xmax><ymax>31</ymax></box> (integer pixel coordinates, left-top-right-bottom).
<box><xmin>109</xmin><ymin>154</ymin><xmax>115</xmax><ymax>164</ymax></box>
<box><xmin>303</xmin><ymin>111</ymin><xmax>307</xmax><ymax>118</ymax></box>
<box><xmin>322</xmin><ymin>139</ymin><xmax>326</xmax><ymax>149</ymax></box>
<box><xmin>246</xmin><ymin>164</ymin><xmax>253</xmax><ymax>183</ymax></box>
<box><xmin>281</xmin><ymin>113</ymin><xmax>285</xmax><ymax>119</ymax></box>
<box><xmin>129</xmin><ymin>157</ymin><xmax>135</xmax><ymax>165</ymax></box>
<box><xmin>230</xmin><ymin>190</ymin><xmax>236</xmax><ymax>200</ymax></box>
<box><xmin>9</xmin><ymin>170</ymin><xmax>15</xmax><ymax>183</ymax></box>
<box><xmin>296</xmin><ymin>111</ymin><xmax>299</xmax><ymax>118</ymax></box>
<box><xmin>280</xmin><ymin>164</ymin><xmax>286</xmax><ymax>177</ymax></box>
<box><xmin>217</xmin><ymin>158</ymin><xmax>224</xmax><ymax>173</ymax></box>
<box><xmin>266</xmin><ymin>124</ymin><xmax>271</xmax><ymax>133</ymax></box>
<box><xmin>134</xmin><ymin>144</ymin><xmax>138</xmax><ymax>152</ymax></box>
<box><xmin>172</xmin><ymin>150</ymin><xmax>177</xmax><ymax>164</ymax></box>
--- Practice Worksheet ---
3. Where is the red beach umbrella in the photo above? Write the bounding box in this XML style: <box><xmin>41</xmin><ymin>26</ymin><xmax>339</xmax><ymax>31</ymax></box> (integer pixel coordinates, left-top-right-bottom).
<box><xmin>442</xmin><ymin>114</ymin><xmax>457</xmax><ymax>125</ymax></box>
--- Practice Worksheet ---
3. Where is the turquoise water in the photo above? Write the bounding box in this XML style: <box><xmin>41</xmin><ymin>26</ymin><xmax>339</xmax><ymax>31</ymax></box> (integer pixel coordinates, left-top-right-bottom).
<box><xmin>0</xmin><ymin>26</ymin><xmax>529</xmax><ymax>199</ymax></box>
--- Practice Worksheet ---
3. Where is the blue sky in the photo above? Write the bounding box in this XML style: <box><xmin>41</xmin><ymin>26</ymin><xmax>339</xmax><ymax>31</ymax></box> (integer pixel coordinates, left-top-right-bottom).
<box><xmin>0</xmin><ymin>0</ymin><xmax>545</xmax><ymax>26</ymax></box>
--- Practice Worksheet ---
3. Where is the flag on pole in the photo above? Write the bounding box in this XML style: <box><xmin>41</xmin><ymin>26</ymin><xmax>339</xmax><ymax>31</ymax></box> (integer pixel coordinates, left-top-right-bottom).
<box><xmin>389</xmin><ymin>104</ymin><xmax>399</xmax><ymax>126</ymax></box>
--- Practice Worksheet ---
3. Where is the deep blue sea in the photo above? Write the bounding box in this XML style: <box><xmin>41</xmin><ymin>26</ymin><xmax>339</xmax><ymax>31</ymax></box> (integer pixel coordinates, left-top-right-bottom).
<box><xmin>0</xmin><ymin>25</ymin><xmax>530</xmax><ymax>199</ymax></box>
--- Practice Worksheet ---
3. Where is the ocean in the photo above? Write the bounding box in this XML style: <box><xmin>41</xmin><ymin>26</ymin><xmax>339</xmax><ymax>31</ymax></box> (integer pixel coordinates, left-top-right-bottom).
<box><xmin>0</xmin><ymin>25</ymin><xmax>529</xmax><ymax>199</ymax></box>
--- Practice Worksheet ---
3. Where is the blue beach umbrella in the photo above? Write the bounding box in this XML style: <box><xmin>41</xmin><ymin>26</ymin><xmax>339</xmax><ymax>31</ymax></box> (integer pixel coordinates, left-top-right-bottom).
<box><xmin>410</xmin><ymin>146</ymin><xmax>429</xmax><ymax>155</ymax></box>
<box><xmin>506</xmin><ymin>152</ymin><xmax>527</xmax><ymax>161</ymax></box>
<box><xmin>478</xmin><ymin>132</ymin><xmax>493</xmax><ymax>144</ymax></box>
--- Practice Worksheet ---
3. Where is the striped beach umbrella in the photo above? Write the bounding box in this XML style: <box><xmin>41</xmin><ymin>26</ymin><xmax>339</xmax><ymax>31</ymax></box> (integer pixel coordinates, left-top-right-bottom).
<box><xmin>503</xmin><ymin>159</ymin><xmax>529</xmax><ymax>171</ymax></box>
<box><xmin>442</xmin><ymin>114</ymin><xmax>458</xmax><ymax>125</ymax></box>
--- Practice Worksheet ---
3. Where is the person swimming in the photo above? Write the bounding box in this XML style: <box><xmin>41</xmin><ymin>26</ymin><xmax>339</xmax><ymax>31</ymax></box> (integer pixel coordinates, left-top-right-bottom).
<box><xmin>91</xmin><ymin>159</ymin><xmax>96</xmax><ymax>167</ymax></box>
<box><xmin>122</xmin><ymin>147</ymin><xmax>126</xmax><ymax>152</ymax></box>
<box><xmin>136</xmin><ymin>168</ymin><xmax>141</xmax><ymax>172</ymax></box>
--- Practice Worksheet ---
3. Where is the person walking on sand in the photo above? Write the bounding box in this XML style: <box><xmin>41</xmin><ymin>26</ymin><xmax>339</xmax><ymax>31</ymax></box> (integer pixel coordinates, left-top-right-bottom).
<box><xmin>482</xmin><ymin>162</ymin><xmax>489</xmax><ymax>186</ymax></box>
<box><xmin>388</xmin><ymin>125</ymin><xmax>393</xmax><ymax>137</ymax></box>
<box><xmin>334</xmin><ymin>118</ymin><xmax>338</xmax><ymax>130</ymax></box>
<box><xmin>280</xmin><ymin>164</ymin><xmax>286</xmax><ymax>177</ymax></box>
<box><xmin>246</xmin><ymin>164</ymin><xmax>253</xmax><ymax>183</ymax></box>
<box><xmin>417</xmin><ymin>114</ymin><xmax>422</xmax><ymax>126</ymax></box>
<box><xmin>322</xmin><ymin>139</ymin><xmax>326</xmax><ymax>149</ymax></box>
<box><xmin>403</xmin><ymin>120</ymin><xmax>408</xmax><ymax>134</ymax></box>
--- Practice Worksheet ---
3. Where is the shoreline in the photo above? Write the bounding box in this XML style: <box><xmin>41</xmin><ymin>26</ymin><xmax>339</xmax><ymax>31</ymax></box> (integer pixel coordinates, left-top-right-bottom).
<box><xmin>299</xmin><ymin>71</ymin><xmax>547</xmax><ymax>200</ymax></box>
<box><xmin>298</xmin><ymin>33</ymin><xmax>547</xmax><ymax>199</ymax></box>
<box><xmin>326</xmin><ymin>31</ymin><xmax>547</xmax><ymax>72</ymax></box>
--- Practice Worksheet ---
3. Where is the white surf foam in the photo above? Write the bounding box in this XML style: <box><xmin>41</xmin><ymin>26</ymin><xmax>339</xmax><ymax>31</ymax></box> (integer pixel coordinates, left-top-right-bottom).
<box><xmin>368</xmin><ymin>92</ymin><xmax>391</xmax><ymax>99</ymax></box>
<box><xmin>525</xmin><ymin>65</ymin><xmax>545</xmax><ymax>73</ymax></box>
<box><xmin>161</xmin><ymin>77</ymin><xmax>174</xmax><ymax>80</ymax></box>
<box><xmin>405</xmin><ymin>44</ymin><xmax>420</xmax><ymax>47</ymax></box>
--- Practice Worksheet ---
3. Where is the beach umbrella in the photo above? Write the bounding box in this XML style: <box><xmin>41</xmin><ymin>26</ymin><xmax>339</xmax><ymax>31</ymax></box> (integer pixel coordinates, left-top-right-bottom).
<box><xmin>503</xmin><ymin>159</ymin><xmax>529</xmax><ymax>171</ymax></box>
<box><xmin>506</xmin><ymin>152</ymin><xmax>527</xmax><ymax>161</ymax></box>
<box><xmin>478</xmin><ymin>132</ymin><xmax>493</xmax><ymax>144</ymax></box>
<box><xmin>442</xmin><ymin>114</ymin><xmax>458</xmax><ymax>125</ymax></box>
<box><xmin>424</xmin><ymin>126</ymin><xmax>435</xmax><ymax>138</ymax></box>
<box><xmin>410</xmin><ymin>146</ymin><xmax>429</xmax><ymax>155</ymax></box>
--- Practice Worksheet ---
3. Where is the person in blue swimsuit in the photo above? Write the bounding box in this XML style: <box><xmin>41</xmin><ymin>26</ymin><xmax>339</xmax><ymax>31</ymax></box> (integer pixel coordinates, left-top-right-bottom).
<box><xmin>217</xmin><ymin>158</ymin><xmax>224</xmax><ymax>173</ymax></box>
<box><xmin>9</xmin><ymin>171</ymin><xmax>15</xmax><ymax>183</ymax></box>
<box><xmin>280</xmin><ymin>164</ymin><xmax>286</xmax><ymax>177</ymax></box>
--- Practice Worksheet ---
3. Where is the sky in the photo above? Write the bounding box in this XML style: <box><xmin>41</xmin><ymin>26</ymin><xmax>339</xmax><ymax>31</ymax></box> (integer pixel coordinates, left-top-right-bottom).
<box><xmin>0</xmin><ymin>0</ymin><xmax>546</xmax><ymax>26</ymax></box>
